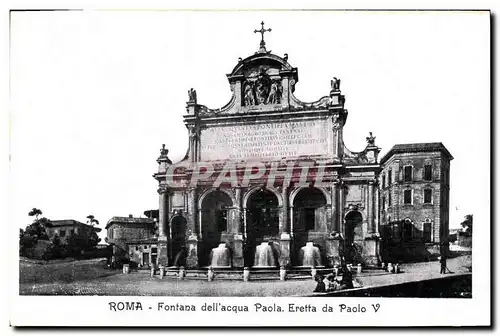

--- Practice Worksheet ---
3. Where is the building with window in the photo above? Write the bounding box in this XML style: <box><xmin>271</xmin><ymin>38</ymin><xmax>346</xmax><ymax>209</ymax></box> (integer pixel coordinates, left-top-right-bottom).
<box><xmin>46</xmin><ymin>219</ymin><xmax>102</xmax><ymax>244</ymax></box>
<box><xmin>379</xmin><ymin>143</ymin><xmax>453</xmax><ymax>261</ymax></box>
<box><xmin>106</xmin><ymin>215</ymin><xmax>157</xmax><ymax>267</ymax></box>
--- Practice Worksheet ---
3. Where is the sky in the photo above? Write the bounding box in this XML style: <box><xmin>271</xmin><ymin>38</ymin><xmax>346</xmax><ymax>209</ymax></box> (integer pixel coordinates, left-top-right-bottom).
<box><xmin>10</xmin><ymin>10</ymin><xmax>490</xmax><ymax>242</ymax></box>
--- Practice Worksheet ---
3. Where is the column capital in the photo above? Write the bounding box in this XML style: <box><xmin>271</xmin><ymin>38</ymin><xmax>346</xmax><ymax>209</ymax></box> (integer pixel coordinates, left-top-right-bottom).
<box><xmin>157</xmin><ymin>186</ymin><xmax>167</xmax><ymax>195</ymax></box>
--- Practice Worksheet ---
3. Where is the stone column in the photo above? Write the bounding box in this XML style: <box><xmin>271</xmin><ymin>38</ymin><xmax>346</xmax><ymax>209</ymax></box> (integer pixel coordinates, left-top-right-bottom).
<box><xmin>158</xmin><ymin>187</ymin><xmax>168</xmax><ymax>238</ymax></box>
<box><xmin>326</xmin><ymin>182</ymin><xmax>342</xmax><ymax>267</ymax></box>
<box><xmin>375</xmin><ymin>183</ymin><xmax>380</xmax><ymax>234</ymax></box>
<box><xmin>198</xmin><ymin>210</ymin><xmax>203</xmax><ymax>239</ymax></box>
<box><xmin>364</xmin><ymin>181</ymin><xmax>380</xmax><ymax>267</ymax></box>
<box><xmin>367</xmin><ymin>181</ymin><xmax>374</xmax><ymax>234</ymax></box>
<box><xmin>338</xmin><ymin>181</ymin><xmax>345</xmax><ymax>235</ymax></box>
<box><xmin>185</xmin><ymin>188</ymin><xmax>199</xmax><ymax>268</ymax></box>
<box><xmin>281</xmin><ymin>187</ymin><xmax>289</xmax><ymax>233</ymax></box>
<box><xmin>186</xmin><ymin>188</ymin><xmax>198</xmax><ymax>235</ymax></box>
<box><xmin>157</xmin><ymin>186</ymin><xmax>169</xmax><ymax>266</ymax></box>
<box><xmin>242</xmin><ymin>207</ymin><xmax>247</xmax><ymax>238</ymax></box>
<box><xmin>279</xmin><ymin>187</ymin><xmax>291</xmax><ymax>267</ymax></box>
<box><xmin>232</xmin><ymin>187</ymin><xmax>244</xmax><ymax>267</ymax></box>
<box><xmin>331</xmin><ymin>182</ymin><xmax>338</xmax><ymax>233</ymax></box>
<box><xmin>234</xmin><ymin>188</ymin><xmax>243</xmax><ymax>234</ymax></box>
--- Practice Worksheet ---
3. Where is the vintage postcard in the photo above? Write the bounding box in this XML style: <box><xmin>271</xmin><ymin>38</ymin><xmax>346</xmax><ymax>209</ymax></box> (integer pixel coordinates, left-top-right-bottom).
<box><xmin>9</xmin><ymin>8</ymin><xmax>490</xmax><ymax>327</ymax></box>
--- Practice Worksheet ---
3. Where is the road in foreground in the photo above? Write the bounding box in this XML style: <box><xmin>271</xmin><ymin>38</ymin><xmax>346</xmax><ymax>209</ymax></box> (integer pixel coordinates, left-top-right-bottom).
<box><xmin>20</xmin><ymin>254</ymin><xmax>471</xmax><ymax>296</ymax></box>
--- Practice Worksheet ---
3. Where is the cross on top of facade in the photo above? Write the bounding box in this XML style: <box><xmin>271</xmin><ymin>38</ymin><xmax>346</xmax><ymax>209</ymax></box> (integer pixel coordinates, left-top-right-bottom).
<box><xmin>254</xmin><ymin>21</ymin><xmax>272</xmax><ymax>53</ymax></box>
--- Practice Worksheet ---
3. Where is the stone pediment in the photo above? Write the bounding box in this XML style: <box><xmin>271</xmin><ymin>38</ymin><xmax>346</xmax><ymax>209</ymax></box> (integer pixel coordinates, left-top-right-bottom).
<box><xmin>228</xmin><ymin>52</ymin><xmax>296</xmax><ymax>78</ymax></box>
<box><xmin>186</xmin><ymin>51</ymin><xmax>346</xmax><ymax>117</ymax></box>
<box><xmin>180</xmin><ymin>38</ymin><xmax>351</xmax><ymax>165</ymax></box>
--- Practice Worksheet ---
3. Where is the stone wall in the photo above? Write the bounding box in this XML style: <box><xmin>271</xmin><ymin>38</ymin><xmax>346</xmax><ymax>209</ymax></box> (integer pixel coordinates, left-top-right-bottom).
<box><xmin>108</xmin><ymin>222</ymin><xmax>156</xmax><ymax>258</ymax></box>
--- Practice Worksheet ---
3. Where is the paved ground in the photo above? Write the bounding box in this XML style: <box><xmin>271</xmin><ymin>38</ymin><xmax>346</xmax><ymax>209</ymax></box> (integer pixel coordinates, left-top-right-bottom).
<box><xmin>19</xmin><ymin>253</ymin><xmax>471</xmax><ymax>296</ymax></box>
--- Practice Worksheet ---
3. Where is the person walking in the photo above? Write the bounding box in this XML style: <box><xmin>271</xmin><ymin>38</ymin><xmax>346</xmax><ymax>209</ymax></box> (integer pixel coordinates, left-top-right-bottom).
<box><xmin>439</xmin><ymin>255</ymin><xmax>447</xmax><ymax>274</ymax></box>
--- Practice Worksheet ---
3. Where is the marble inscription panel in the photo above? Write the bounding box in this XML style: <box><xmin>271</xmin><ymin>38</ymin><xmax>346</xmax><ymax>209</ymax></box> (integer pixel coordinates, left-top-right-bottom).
<box><xmin>200</xmin><ymin>118</ymin><xmax>332</xmax><ymax>161</ymax></box>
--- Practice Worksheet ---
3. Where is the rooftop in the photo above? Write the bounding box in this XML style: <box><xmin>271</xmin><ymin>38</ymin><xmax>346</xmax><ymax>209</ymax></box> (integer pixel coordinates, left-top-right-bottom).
<box><xmin>106</xmin><ymin>216</ymin><xmax>156</xmax><ymax>229</ymax></box>
<box><xmin>49</xmin><ymin>220</ymin><xmax>102</xmax><ymax>232</ymax></box>
<box><xmin>380</xmin><ymin>142</ymin><xmax>454</xmax><ymax>164</ymax></box>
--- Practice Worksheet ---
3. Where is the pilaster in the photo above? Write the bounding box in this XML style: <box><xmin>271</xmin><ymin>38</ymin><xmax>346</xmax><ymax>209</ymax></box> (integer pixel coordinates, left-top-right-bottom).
<box><xmin>157</xmin><ymin>186</ymin><xmax>169</xmax><ymax>266</ymax></box>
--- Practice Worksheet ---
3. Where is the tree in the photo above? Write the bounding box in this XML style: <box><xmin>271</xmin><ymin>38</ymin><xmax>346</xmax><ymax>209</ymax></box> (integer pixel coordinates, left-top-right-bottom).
<box><xmin>43</xmin><ymin>234</ymin><xmax>64</xmax><ymax>260</ymax></box>
<box><xmin>20</xmin><ymin>209</ymin><xmax>53</xmax><ymax>257</ymax></box>
<box><xmin>28</xmin><ymin>208</ymin><xmax>43</xmax><ymax>221</ymax></box>
<box><xmin>65</xmin><ymin>229</ymin><xmax>102</xmax><ymax>258</ymax></box>
<box><xmin>461</xmin><ymin>214</ymin><xmax>473</xmax><ymax>235</ymax></box>
<box><xmin>86</xmin><ymin>215</ymin><xmax>99</xmax><ymax>226</ymax></box>
<box><xmin>65</xmin><ymin>232</ymin><xmax>84</xmax><ymax>257</ymax></box>
<box><xmin>23</xmin><ymin>218</ymin><xmax>50</xmax><ymax>241</ymax></box>
<box><xmin>88</xmin><ymin>231</ymin><xmax>101</xmax><ymax>249</ymax></box>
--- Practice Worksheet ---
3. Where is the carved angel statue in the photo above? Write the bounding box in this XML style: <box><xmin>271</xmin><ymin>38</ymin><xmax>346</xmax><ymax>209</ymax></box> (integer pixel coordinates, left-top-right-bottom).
<box><xmin>266</xmin><ymin>80</ymin><xmax>282</xmax><ymax>104</ymax></box>
<box><xmin>243</xmin><ymin>82</ymin><xmax>256</xmax><ymax>106</ymax></box>
<box><xmin>366</xmin><ymin>132</ymin><xmax>376</xmax><ymax>146</ymax></box>
<box><xmin>331</xmin><ymin>77</ymin><xmax>341</xmax><ymax>91</ymax></box>
<box><xmin>188</xmin><ymin>88</ymin><xmax>197</xmax><ymax>103</ymax></box>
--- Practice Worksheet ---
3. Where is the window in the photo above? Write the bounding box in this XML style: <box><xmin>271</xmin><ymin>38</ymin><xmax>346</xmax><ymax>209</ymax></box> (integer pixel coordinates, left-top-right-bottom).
<box><xmin>382</xmin><ymin>196</ymin><xmax>386</xmax><ymax>210</ymax></box>
<box><xmin>151</xmin><ymin>247</ymin><xmax>158</xmax><ymax>254</ymax></box>
<box><xmin>403</xmin><ymin>219</ymin><xmax>413</xmax><ymax>241</ymax></box>
<box><xmin>404</xmin><ymin>189</ymin><xmax>412</xmax><ymax>204</ymax></box>
<box><xmin>382</xmin><ymin>175</ymin><xmax>386</xmax><ymax>189</ymax></box>
<box><xmin>423</xmin><ymin>220</ymin><xmax>432</xmax><ymax>242</ymax></box>
<box><xmin>388</xmin><ymin>193</ymin><xmax>392</xmax><ymax>207</ymax></box>
<box><xmin>143</xmin><ymin>245</ymin><xmax>148</xmax><ymax>250</ymax></box>
<box><xmin>404</xmin><ymin>166</ymin><xmax>413</xmax><ymax>182</ymax></box>
<box><xmin>304</xmin><ymin>208</ymin><xmax>315</xmax><ymax>231</ymax></box>
<box><xmin>60</xmin><ymin>230</ymin><xmax>66</xmax><ymax>237</ymax></box>
<box><xmin>388</xmin><ymin>170</ymin><xmax>392</xmax><ymax>185</ymax></box>
<box><xmin>424</xmin><ymin>165</ymin><xmax>433</xmax><ymax>181</ymax></box>
<box><xmin>424</xmin><ymin>189</ymin><xmax>432</xmax><ymax>204</ymax></box>
<box><xmin>135</xmin><ymin>246</ymin><xmax>139</xmax><ymax>251</ymax></box>
<box><xmin>69</xmin><ymin>229</ymin><xmax>74</xmax><ymax>235</ymax></box>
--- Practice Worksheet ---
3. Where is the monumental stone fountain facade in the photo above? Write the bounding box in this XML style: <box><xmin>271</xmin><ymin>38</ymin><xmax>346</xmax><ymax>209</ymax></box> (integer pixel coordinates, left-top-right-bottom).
<box><xmin>145</xmin><ymin>24</ymin><xmax>452</xmax><ymax>271</ymax></box>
